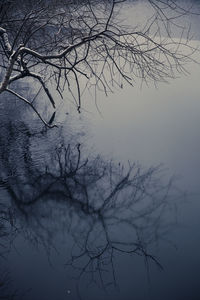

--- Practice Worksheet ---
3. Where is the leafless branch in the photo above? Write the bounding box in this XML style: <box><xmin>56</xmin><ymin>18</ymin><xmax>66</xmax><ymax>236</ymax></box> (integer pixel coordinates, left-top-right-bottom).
<box><xmin>0</xmin><ymin>0</ymin><xmax>197</xmax><ymax>126</ymax></box>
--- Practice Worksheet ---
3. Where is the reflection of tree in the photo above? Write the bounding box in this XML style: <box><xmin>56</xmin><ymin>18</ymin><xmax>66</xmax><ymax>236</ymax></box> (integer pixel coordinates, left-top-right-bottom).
<box><xmin>0</xmin><ymin>198</ymin><xmax>19</xmax><ymax>299</ymax></box>
<box><xmin>0</xmin><ymin>122</ymin><xmax>179</xmax><ymax>297</ymax></box>
<box><xmin>0</xmin><ymin>0</ymin><xmax>197</xmax><ymax>126</ymax></box>
<box><xmin>0</xmin><ymin>271</ymin><xmax>18</xmax><ymax>300</ymax></box>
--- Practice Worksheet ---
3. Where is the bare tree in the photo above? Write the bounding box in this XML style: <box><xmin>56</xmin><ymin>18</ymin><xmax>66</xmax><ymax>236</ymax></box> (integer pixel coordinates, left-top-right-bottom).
<box><xmin>0</xmin><ymin>0</ymin><xmax>197</xmax><ymax>127</ymax></box>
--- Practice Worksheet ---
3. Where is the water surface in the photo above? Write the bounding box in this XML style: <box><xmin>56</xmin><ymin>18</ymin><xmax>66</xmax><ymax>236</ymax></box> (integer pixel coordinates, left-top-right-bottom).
<box><xmin>0</xmin><ymin>1</ymin><xmax>200</xmax><ymax>300</ymax></box>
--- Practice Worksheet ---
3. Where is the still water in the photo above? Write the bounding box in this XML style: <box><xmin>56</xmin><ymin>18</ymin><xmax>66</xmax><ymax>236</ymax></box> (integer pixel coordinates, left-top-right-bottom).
<box><xmin>1</xmin><ymin>1</ymin><xmax>200</xmax><ymax>300</ymax></box>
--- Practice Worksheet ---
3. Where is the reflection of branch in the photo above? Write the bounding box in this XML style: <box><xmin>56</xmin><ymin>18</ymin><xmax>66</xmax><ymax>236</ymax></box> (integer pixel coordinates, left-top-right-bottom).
<box><xmin>0</xmin><ymin>269</ymin><xmax>30</xmax><ymax>300</ymax></box>
<box><xmin>0</xmin><ymin>131</ymin><xmax>179</xmax><ymax>295</ymax></box>
<box><xmin>0</xmin><ymin>202</ymin><xmax>17</xmax><ymax>259</ymax></box>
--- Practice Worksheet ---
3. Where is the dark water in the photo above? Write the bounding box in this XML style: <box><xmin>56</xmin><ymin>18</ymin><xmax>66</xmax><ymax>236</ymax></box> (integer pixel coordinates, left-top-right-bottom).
<box><xmin>1</xmin><ymin>1</ymin><xmax>200</xmax><ymax>300</ymax></box>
